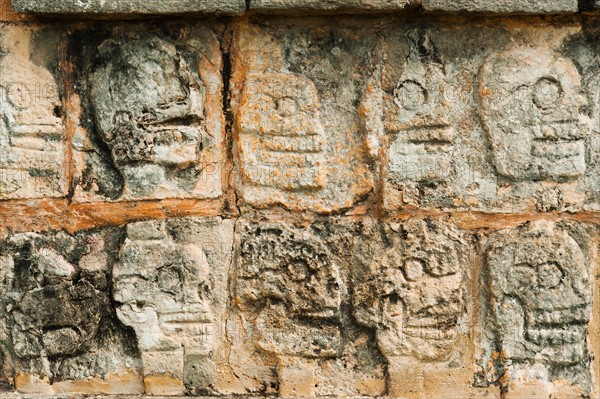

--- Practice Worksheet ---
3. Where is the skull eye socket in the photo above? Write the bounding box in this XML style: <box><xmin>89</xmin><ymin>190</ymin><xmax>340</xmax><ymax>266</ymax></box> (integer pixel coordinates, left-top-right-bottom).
<box><xmin>537</xmin><ymin>262</ymin><xmax>563</xmax><ymax>289</ymax></box>
<box><xmin>403</xmin><ymin>258</ymin><xmax>425</xmax><ymax>281</ymax></box>
<box><xmin>275</xmin><ymin>96</ymin><xmax>297</xmax><ymax>117</ymax></box>
<box><xmin>157</xmin><ymin>266</ymin><xmax>182</xmax><ymax>295</ymax></box>
<box><xmin>533</xmin><ymin>77</ymin><xmax>562</xmax><ymax>110</ymax></box>
<box><xmin>394</xmin><ymin>80</ymin><xmax>427</xmax><ymax>111</ymax></box>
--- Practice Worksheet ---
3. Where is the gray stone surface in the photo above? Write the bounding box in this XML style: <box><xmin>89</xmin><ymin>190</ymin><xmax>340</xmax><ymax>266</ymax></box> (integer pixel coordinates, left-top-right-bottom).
<box><xmin>0</xmin><ymin>228</ymin><xmax>142</xmax><ymax>389</ymax></box>
<box><xmin>480</xmin><ymin>221</ymin><xmax>594</xmax><ymax>394</ymax></box>
<box><xmin>422</xmin><ymin>0</ymin><xmax>578</xmax><ymax>14</ymax></box>
<box><xmin>360</xmin><ymin>21</ymin><xmax>600</xmax><ymax>212</ymax></box>
<box><xmin>11</xmin><ymin>0</ymin><xmax>245</xmax><ymax>15</ymax></box>
<box><xmin>250</xmin><ymin>0</ymin><xmax>416</xmax><ymax>11</ymax></box>
<box><xmin>113</xmin><ymin>217</ymin><xmax>233</xmax><ymax>395</ymax></box>
<box><xmin>72</xmin><ymin>25</ymin><xmax>224</xmax><ymax>202</ymax></box>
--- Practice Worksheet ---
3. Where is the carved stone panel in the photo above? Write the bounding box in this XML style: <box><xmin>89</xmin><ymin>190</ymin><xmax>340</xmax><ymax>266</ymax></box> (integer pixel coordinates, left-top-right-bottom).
<box><xmin>112</xmin><ymin>217</ymin><xmax>232</xmax><ymax>395</ymax></box>
<box><xmin>233</xmin><ymin>220</ymin><xmax>385</xmax><ymax>397</ymax></box>
<box><xmin>363</xmin><ymin>23</ymin><xmax>600</xmax><ymax>212</ymax></box>
<box><xmin>480</xmin><ymin>46</ymin><xmax>587</xmax><ymax>182</ymax></box>
<box><xmin>232</xmin><ymin>21</ymin><xmax>374</xmax><ymax>212</ymax></box>
<box><xmin>482</xmin><ymin>222</ymin><xmax>594</xmax><ymax>396</ymax></box>
<box><xmin>0</xmin><ymin>228</ymin><xmax>142</xmax><ymax>394</ymax></box>
<box><xmin>353</xmin><ymin>219</ymin><xmax>473</xmax><ymax>398</ymax></box>
<box><xmin>72</xmin><ymin>26</ymin><xmax>224</xmax><ymax>202</ymax></box>
<box><xmin>0</xmin><ymin>26</ymin><xmax>67</xmax><ymax>200</ymax></box>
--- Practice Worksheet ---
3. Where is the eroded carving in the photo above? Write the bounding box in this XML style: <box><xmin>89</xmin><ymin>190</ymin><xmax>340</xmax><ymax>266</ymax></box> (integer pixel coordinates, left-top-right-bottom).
<box><xmin>0</xmin><ymin>229</ymin><xmax>139</xmax><ymax>387</ymax></box>
<box><xmin>383</xmin><ymin>29</ymin><xmax>455</xmax><ymax>184</ymax></box>
<box><xmin>237</xmin><ymin>222</ymin><xmax>341</xmax><ymax>358</ymax></box>
<box><xmin>113</xmin><ymin>218</ymin><xmax>231</xmax><ymax>393</ymax></box>
<box><xmin>0</xmin><ymin>27</ymin><xmax>66</xmax><ymax>199</ymax></box>
<box><xmin>355</xmin><ymin>219</ymin><xmax>468</xmax><ymax>360</ymax></box>
<box><xmin>480</xmin><ymin>45</ymin><xmax>588</xmax><ymax>181</ymax></box>
<box><xmin>86</xmin><ymin>31</ymin><xmax>217</xmax><ymax>200</ymax></box>
<box><xmin>485</xmin><ymin>222</ymin><xmax>592</xmax><ymax>390</ymax></box>
<box><xmin>236</xmin><ymin>222</ymin><xmax>342</xmax><ymax>396</ymax></box>
<box><xmin>237</xmin><ymin>73</ymin><xmax>325</xmax><ymax>191</ymax></box>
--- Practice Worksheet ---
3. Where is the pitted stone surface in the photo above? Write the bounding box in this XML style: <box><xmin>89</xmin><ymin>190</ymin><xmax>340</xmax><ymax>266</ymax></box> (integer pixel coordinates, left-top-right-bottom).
<box><xmin>0</xmin><ymin>26</ymin><xmax>66</xmax><ymax>200</ymax></box>
<box><xmin>113</xmin><ymin>217</ymin><xmax>233</xmax><ymax>395</ymax></box>
<box><xmin>0</xmin><ymin>228</ymin><xmax>142</xmax><ymax>394</ymax></box>
<box><xmin>232</xmin><ymin>21</ymin><xmax>375</xmax><ymax>212</ymax></box>
<box><xmin>353</xmin><ymin>218</ymin><xmax>475</xmax><ymax>398</ymax></box>
<box><xmin>231</xmin><ymin>220</ymin><xmax>385</xmax><ymax>397</ymax></box>
<box><xmin>361</xmin><ymin>21</ymin><xmax>600</xmax><ymax>212</ymax></box>
<box><xmin>250</xmin><ymin>0</ymin><xmax>418</xmax><ymax>11</ymax></box>
<box><xmin>11</xmin><ymin>0</ymin><xmax>245</xmax><ymax>15</ymax></box>
<box><xmin>422</xmin><ymin>0</ymin><xmax>578</xmax><ymax>14</ymax></box>
<box><xmin>481</xmin><ymin>221</ymin><xmax>594</xmax><ymax>395</ymax></box>
<box><xmin>72</xmin><ymin>25</ymin><xmax>224</xmax><ymax>202</ymax></box>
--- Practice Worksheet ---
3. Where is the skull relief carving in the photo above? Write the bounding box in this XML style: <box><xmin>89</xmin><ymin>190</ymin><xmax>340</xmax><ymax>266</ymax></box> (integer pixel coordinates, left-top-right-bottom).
<box><xmin>237</xmin><ymin>223</ymin><xmax>342</xmax><ymax>359</ymax></box>
<box><xmin>237</xmin><ymin>73</ymin><xmax>325</xmax><ymax>192</ymax></box>
<box><xmin>112</xmin><ymin>221</ymin><xmax>216</xmax><ymax>384</ymax></box>
<box><xmin>88</xmin><ymin>32</ymin><xmax>211</xmax><ymax>199</ymax></box>
<box><xmin>486</xmin><ymin>222</ymin><xmax>592</xmax><ymax>387</ymax></box>
<box><xmin>384</xmin><ymin>29</ymin><xmax>456</xmax><ymax>183</ymax></box>
<box><xmin>354</xmin><ymin>219</ymin><xmax>469</xmax><ymax>362</ymax></box>
<box><xmin>480</xmin><ymin>46</ymin><xmax>588</xmax><ymax>182</ymax></box>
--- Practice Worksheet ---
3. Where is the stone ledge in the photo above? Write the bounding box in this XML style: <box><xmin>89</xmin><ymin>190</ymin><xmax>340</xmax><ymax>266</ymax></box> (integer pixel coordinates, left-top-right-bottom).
<box><xmin>10</xmin><ymin>0</ymin><xmax>599</xmax><ymax>15</ymax></box>
<box><xmin>11</xmin><ymin>0</ymin><xmax>246</xmax><ymax>15</ymax></box>
<box><xmin>422</xmin><ymin>0</ymin><xmax>580</xmax><ymax>14</ymax></box>
<box><xmin>249</xmin><ymin>0</ymin><xmax>418</xmax><ymax>12</ymax></box>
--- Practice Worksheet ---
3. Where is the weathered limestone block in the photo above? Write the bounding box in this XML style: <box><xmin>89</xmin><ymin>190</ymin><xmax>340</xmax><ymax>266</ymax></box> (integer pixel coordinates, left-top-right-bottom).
<box><xmin>232</xmin><ymin>21</ymin><xmax>374</xmax><ymax>212</ymax></box>
<box><xmin>71</xmin><ymin>25</ymin><xmax>224</xmax><ymax>202</ymax></box>
<box><xmin>0</xmin><ymin>26</ymin><xmax>67</xmax><ymax>200</ymax></box>
<box><xmin>481</xmin><ymin>221</ymin><xmax>595</xmax><ymax>397</ymax></box>
<box><xmin>112</xmin><ymin>217</ymin><xmax>233</xmax><ymax>395</ymax></box>
<box><xmin>232</xmin><ymin>220</ymin><xmax>385</xmax><ymax>397</ymax></box>
<box><xmin>362</xmin><ymin>21</ymin><xmax>600</xmax><ymax>212</ymax></box>
<box><xmin>250</xmin><ymin>0</ymin><xmax>418</xmax><ymax>12</ymax></box>
<box><xmin>11</xmin><ymin>0</ymin><xmax>246</xmax><ymax>15</ymax></box>
<box><xmin>0</xmin><ymin>228</ymin><xmax>143</xmax><ymax>394</ymax></box>
<box><xmin>422</xmin><ymin>0</ymin><xmax>578</xmax><ymax>14</ymax></box>
<box><xmin>353</xmin><ymin>219</ymin><xmax>491</xmax><ymax>398</ymax></box>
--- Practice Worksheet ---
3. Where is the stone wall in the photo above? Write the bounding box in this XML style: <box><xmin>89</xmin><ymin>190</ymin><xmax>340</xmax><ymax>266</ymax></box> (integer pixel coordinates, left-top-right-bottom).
<box><xmin>0</xmin><ymin>1</ymin><xmax>600</xmax><ymax>398</ymax></box>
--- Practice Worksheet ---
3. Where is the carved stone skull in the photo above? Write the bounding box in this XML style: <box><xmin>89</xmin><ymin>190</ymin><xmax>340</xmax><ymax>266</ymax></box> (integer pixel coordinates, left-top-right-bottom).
<box><xmin>89</xmin><ymin>32</ymin><xmax>208</xmax><ymax>198</ymax></box>
<box><xmin>385</xmin><ymin>29</ymin><xmax>456</xmax><ymax>183</ymax></box>
<box><xmin>112</xmin><ymin>221</ymin><xmax>215</xmax><ymax>373</ymax></box>
<box><xmin>356</xmin><ymin>220</ymin><xmax>468</xmax><ymax>361</ymax></box>
<box><xmin>480</xmin><ymin>46</ymin><xmax>588</xmax><ymax>181</ymax></box>
<box><xmin>487</xmin><ymin>222</ymin><xmax>591</xmax><ymax>369</ymax></box>
<box><xmin>238</xmin><ymin>224</ymin><xmax>341</xmax><ymax>358</ymax></box>
<box><xmin>5</xmin><ymin>234</ymin><xmax>108</xmax><ymax>364</ymax></box>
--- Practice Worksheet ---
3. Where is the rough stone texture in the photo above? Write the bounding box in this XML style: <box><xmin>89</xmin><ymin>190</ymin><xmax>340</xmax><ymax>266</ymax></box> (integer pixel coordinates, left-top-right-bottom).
<box><xmin>0</xmin><ymin>26</ymin><xmax>67</xmax><ymax>200</ymax></box>
<box><xmin>231</xmin><ymin>20</ymin><xmax>374</xmax><ymax>212</ymax></box>
<box><xmin>422</xmin><ymin>0</ymin><xmax>578</xmax><ymax>14</ymax></box>
<box><xmin>11</xmin><ymin>0</ymin><xmax>246</xmax><ymax>15</ymax></box>
<box><xmin>0</xmin><ymin>228</ymin><xmax>143</xmax><ymax>394</ymax></box>
<box><xmin>353</xmin><ymin>219</ymin><xmax>494</xmax><ymax>398</ymax></box>
<box><xmin>1</xmin><ymin>12</ymin><xmax>600</xmax><ymax>399</ymax></box>
<box><xmin>480</xmin><ymin>221</ymin><xmax>596</xmax><ymax>397</ymax></box>
<box><xmin>231</xmin><ymin>220</ymin><xmax>385</xmax><ymax>397</ymax></box>
<box><xmin>250</xmin><ymin>0</ymin><xmax>417</xmax><ymax>11</ymax></box>
<box><xmin>361</xmin><ymin>20</ymin><xmax>600</xmax><ymax>212</ymax></box>
<box><xmin>112</xmin><ymin>217</ymin><xmax>233</xmax><ymax>395</ymax></box>
<box><xmin>70</xmin><ymin>24</ymin><xmax>224</xmax><ymax>202</ymax></box>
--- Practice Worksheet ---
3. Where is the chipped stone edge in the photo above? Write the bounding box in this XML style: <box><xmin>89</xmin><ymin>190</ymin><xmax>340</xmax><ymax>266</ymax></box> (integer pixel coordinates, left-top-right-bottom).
<box><xmin>11</xmin><ymin>0</ymin><xmax>600</xmax><ymax>16</ymax></box>
<box><xmin>11</xmin><ymin>0</ymin><xmax>246</xmax><ymax>15</ymax></box>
